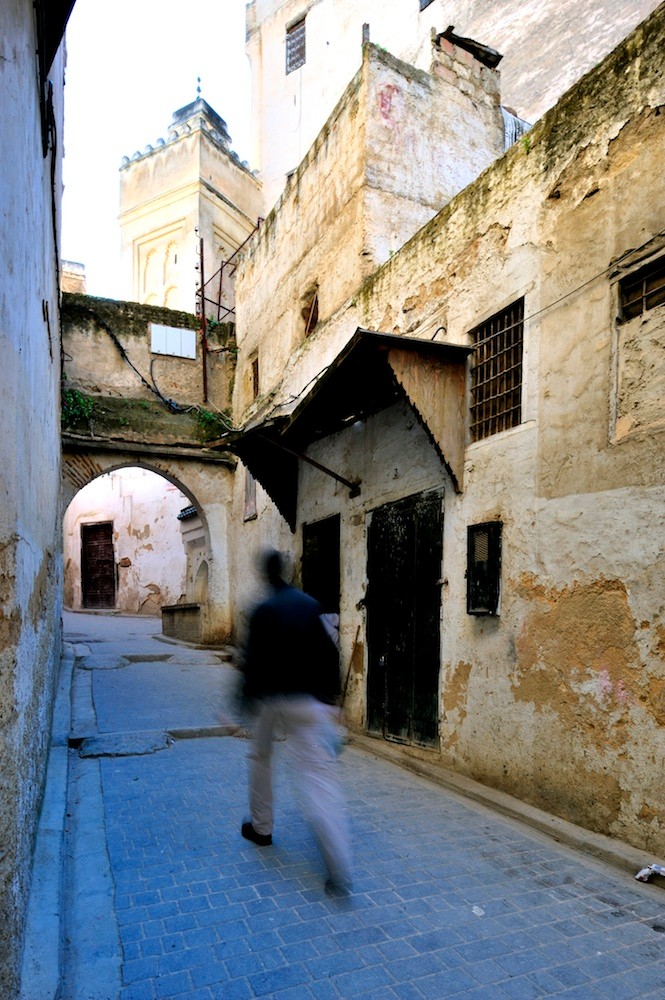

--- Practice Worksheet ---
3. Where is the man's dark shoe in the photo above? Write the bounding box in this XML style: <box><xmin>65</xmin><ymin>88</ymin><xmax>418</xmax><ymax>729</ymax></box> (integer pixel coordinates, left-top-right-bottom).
<box><xmin>241</xmin><ymin>821</ymin><xmax>272</xmax><ymax>846</ymax></box>
<box><xmin>324</xmin><ymin>877</ymin><xmax>352</xmax><ymax>897</ymax></box>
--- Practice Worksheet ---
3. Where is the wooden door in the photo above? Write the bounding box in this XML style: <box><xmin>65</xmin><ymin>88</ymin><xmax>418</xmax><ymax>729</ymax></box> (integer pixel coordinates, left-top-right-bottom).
<box><xmin>81</xmin><ymin>522</ymin><xmax>116</xmax><ymax>609</ymax></box>
<box><xmin>366</xmin><ymin>490</ymin><xmax>443</xmax><ymax>746</ymax></box>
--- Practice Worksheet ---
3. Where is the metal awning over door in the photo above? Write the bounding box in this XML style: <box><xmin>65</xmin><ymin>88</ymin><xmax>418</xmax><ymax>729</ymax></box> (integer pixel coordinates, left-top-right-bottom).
<box><xmin>218</xmin><ymin>329</ymin><xmax>471</xmax><ymax>529</ymax></box>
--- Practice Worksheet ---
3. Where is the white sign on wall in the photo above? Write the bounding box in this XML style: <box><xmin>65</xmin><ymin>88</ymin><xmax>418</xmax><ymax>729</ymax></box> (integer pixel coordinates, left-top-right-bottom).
<box><xmin>150</xmin><ymin>323</ymin><xmax>197</xmax><ymax>359</ymax></box>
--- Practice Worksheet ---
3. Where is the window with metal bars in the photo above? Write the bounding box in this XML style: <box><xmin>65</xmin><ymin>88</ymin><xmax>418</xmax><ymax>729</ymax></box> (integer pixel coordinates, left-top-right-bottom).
<box><xmin>469</xmin><ymin>298</ymin><xmax>524</xmax><ymax>441</ymax></box>
<box><xmin>467</xmin><ymin>522</ymin><xmax>502</xmax><ymax>615</ymax></box>
<box><xmin>619</xmin><ymin>257</ymin><xmax>665</xmax><ymax>321</ymax></box>
<box><xmin>286</xmin><ymin>17</ymin><xmax>306</xmax><ymax>74</ymax></box>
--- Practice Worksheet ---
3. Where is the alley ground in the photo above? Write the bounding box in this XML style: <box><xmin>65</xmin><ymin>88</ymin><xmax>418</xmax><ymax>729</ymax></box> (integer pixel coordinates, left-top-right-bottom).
<box><xmin>34</xmin><ymin>613</ymin><xmax>665</xmax><ymax>999</ymax></box>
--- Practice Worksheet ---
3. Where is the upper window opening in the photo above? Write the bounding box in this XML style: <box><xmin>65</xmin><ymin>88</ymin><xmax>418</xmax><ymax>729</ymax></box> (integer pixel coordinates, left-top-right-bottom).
<box><xmin>286</xmin><ymin>17</ymin><xmax>306</xmax><ymax>74</ymax></box>
<box><xmin>619</xmin><ymin>257</ymin><xmax>665</xmax><ymax>321</ymax></box>
<box><xmin>469</xmin><ymin>298</ymin><xmax>524</xmax><ymax>442</ymax></box>
<box><xmin>302</xmin><ymin>289</ymin><xmax>319</xmax><ymax>337</ymax></box>
<box><xmin>251</xmin><ymin>355</ymin><xmax>260</xmax><ymax>399</ymax></box>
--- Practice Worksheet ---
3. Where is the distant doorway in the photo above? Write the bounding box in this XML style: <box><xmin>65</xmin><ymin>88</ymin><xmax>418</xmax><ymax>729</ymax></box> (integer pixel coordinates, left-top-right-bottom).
<box><xmin>81</xmin><ymin>522</ymin><xmax>116</xmax><ymax>609</ymax></box>
<box><xmin>366</xmin><ymin>489</ymin><xmax>443</xmax><ymax>746</ymax></box>
<box><xmin>302</xmin><ymin>514</ymin><xmax>341</xmax><ymax>614</ymax></box>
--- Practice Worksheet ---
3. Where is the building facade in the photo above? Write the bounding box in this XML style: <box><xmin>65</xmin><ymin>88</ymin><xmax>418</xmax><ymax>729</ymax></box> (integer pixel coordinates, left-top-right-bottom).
<box><xmin>0</xmin><ymin>1</ymin><xmax>71</xmax><ymax>995</ymax></box>
<box><xmin>245</xmin><ymin>0</ymin><xmax>660</xmax><ymax>210</ymax></box>
<box><xmin>228</xmin><ymin>7</ymin><xmax>665</xmax><ymax>854</ymax></box>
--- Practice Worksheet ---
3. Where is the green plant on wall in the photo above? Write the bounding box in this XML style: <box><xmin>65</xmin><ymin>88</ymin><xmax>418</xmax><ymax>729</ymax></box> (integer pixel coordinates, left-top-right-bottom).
<box><xmin>61</xmin><ymin>387</ymin><xmax>95</xmax><ymax>429</ymax></box>
<box><xmin>196</xmin><ymin>407</ymin><xmax>233</xmax><ymax>441</ymax></box>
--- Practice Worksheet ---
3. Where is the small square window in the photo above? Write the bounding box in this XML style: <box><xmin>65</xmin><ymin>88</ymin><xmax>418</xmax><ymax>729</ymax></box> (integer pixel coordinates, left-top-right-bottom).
<box><xmin>619</xmin><ymin>257</ymin><xmax>665</xmax><ymax>321</ymax></box>
<box><xmin>286</xmin><ymin>17</ymin><xmax>306</xmax><ymax>74</ymax></box>
<box><xmin>467</xmin><ymin>522</ymin><xmax>502</xmax><ymax>615</ymax></box>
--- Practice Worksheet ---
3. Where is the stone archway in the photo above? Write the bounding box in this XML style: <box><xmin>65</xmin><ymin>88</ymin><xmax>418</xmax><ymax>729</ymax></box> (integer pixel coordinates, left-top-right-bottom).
<box><xmin>61</xmin><ymin>445</ymin><xmax>236</xmax><ymax>642</ymax></box>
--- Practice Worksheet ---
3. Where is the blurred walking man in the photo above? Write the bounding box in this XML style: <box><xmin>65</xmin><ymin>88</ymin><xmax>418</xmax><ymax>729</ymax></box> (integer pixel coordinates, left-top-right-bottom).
<box><xmin>239</xmin><ymin>549</ymin><xmax>353</xmax><ymax>894</ymax></box>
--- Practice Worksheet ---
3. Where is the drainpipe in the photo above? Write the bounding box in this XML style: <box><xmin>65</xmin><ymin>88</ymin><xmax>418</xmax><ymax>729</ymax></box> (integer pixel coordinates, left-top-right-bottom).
<box><xmin>199</xmin><ymin>237</ymin><xmax>209</xmax><ymax>403</ymax></box>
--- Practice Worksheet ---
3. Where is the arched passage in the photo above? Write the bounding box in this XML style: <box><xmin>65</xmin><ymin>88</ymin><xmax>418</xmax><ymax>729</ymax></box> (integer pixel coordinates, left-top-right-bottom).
<box><xmin>61</xmin><ymin>446</ymin><xmax>235</xmax><ymax>642</ymax></box>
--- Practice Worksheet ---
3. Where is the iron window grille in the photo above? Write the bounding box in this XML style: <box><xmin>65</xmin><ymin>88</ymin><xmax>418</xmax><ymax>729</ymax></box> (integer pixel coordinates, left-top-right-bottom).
<box><xmin>467</xmin><ymin>522</ymin><xmax>502</xmax><ymax>615</ymax></box>
<box><xmin>619</xmin><ymin>257</ymin><xmax>665</xmax><ymax>321</ymax></box>
<box><xmin>286</xmin><ymin>17</ymin><xmax>306</xmax><ymax>74</ymax></box>
<box><xmin>469</xmin><ymin>298</ymin><xmax>524</xmax><ymax>441</ymax></box>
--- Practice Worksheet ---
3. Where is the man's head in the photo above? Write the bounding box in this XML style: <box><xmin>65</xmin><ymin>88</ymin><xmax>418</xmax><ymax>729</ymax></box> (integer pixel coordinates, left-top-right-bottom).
<box><xmin>261</xmin><ymin>548</ymin><xmax>286</xmax><ymax>587</ymax></box>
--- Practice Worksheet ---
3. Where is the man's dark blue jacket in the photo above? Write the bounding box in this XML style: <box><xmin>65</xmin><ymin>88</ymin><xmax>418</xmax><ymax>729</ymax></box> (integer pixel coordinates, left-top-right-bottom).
<box><xmin>242</xmin><ymin>582</ymin><xmax>340</xmax><ymax>706</ymax></box>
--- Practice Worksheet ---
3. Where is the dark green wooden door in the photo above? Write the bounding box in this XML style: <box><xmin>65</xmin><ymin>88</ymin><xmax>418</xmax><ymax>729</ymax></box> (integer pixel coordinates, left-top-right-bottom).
<box><xmin>366</xmin><ymin>490</ymin><xmax>443</xmax><ymax>746</ymax></box>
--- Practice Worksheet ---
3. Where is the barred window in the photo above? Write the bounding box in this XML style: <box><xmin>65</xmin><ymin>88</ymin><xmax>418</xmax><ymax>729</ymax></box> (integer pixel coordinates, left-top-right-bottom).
<box><xmin>470</xmin><ymin>298</ymin><xmax>524</xmax><ymax>441</ymax></box>
<box><xmin>619</xmin><ymin>257</ymin><xmax>665</xmax><ymax>321</ymax></box>
<box><xmin>286</xmin><ymin>17</ymin><xmax>306</xmax><ymax>74</ymax></box>
<box><xmin>467</xmin><ymin>522</ymin><xmax>502</xmax><ymax>615</ymax></box>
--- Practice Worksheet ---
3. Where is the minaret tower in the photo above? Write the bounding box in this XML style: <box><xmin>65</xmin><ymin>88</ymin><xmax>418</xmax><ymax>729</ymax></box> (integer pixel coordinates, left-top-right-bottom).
<box><xmin>119</xmin><ymin>85</ymin><xmax>262</xmax><ymax>314</ymax></box>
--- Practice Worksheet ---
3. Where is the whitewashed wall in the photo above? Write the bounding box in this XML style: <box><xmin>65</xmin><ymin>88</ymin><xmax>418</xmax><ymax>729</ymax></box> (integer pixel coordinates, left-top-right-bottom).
<box><xmin>0</xmin><ymin>2</ymin><xmax>66</xmax><ymax>994</ymax></box>
<box><xmin>63</xmin><ymin>468</ymin><xmax>189</xmax><ymax>614</ymax></box>
<box><xmin>246</xmin><ymin>0</ymin><xmax>660</xmax><ymax>210</ymax></box>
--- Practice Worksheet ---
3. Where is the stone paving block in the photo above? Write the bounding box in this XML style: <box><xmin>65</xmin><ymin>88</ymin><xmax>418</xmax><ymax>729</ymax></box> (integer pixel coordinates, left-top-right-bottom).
<box><xmin>123</xmin><ymin>943</ymin><xmax>141</xmax><ymax>961</ymax></box>
<box><xmin>306</xmin><ymin>949</ymin><xmax>365</xmax><ymax>979</ymax></box>
<box><xmin>155</xmin><ymin>972</ymin><xmax>192</xmax><ymax>1000</ymax></box>
<box><xmin>207</xmin><ymin>979</ymin><xmax>253</xmax><ymax>1000</ymax></box>
<box><xmin>137</xmin><ymin>939</ymin><xmax>161</xmax><ymax>959</ymax></box>
<box><xmin>389</xmin><ymin>982</ymin><xmax>426</xmax><ymax>1000</ymax></box>
<box><xmin>119</xmin><ymin>983</ymin><xmax>155</xmax><ymax>1000</ymax></box>
<box><xmin>224</xmin><ymin>952</ymin><xmax>266</xmax><ymax>978</ymax></box>
<box><xmin>333</xmin><ymin>962</ymin><xmax>396</xmax><ymax>995</ymax></box>
<box><xmin>493</xmin><ymin>974</ymin><xmax>549</xmax><ymax>999</ymax></box>
<box><xmin>124</xmin><ymin>954</ymin><xmax>163</xmax><ymax>982</ymax></box>
<box><xmin>158</xmin><ymin>943</ymin><xmax>215</xmax><ymax>976</ymax></box>
<box><xmin>248</xmin><ymin>962</ymin><xmax>311</xmax><ymax>996</ymax></box>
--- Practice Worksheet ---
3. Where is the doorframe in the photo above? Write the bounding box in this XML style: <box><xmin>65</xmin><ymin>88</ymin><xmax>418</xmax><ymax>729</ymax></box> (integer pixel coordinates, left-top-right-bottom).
<box><xmin>80</xmin><ymin>520</ymin><xmax>116</xmax><ymax>610</ymax></box>
<box><xmin>365</xmin><ymin>486</ymin><xmax>444</xmax><ymax>748</ymax></box>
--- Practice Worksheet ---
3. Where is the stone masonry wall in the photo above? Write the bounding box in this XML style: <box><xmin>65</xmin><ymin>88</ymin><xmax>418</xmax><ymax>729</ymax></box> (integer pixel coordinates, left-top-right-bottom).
<box><xmin>231</xmin><ymin>7</ymin><xmax>665</xmax><ymax>852</ymax></box>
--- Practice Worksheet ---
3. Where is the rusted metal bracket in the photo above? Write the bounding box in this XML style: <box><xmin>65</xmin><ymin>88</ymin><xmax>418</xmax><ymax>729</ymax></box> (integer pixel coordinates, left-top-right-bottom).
<box><xmin>256</xmin><ymin>432</ymin><xmax>361</xmax><ymax>498</ymax></box>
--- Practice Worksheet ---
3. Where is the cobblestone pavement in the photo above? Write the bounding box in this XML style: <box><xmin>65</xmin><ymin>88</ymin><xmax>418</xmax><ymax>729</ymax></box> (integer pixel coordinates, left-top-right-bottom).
<box><xmin>61</xmin><ymin>612</ymin><xmax>665</xmax><ymax>1000</ymax></box>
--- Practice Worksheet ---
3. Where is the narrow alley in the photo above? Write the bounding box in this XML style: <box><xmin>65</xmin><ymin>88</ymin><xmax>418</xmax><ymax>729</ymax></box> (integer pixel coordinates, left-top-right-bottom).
<box><xmin>49</xmin><ymin>613</ymin><xmax>665</xmax><ymax>1000</ymax></box>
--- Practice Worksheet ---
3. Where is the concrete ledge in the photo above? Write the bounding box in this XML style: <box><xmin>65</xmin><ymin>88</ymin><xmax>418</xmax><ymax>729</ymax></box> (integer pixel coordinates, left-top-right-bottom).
<box><xmin>168</xmin><ymin>724</ymin><xmax>250</xmax><ymax>740</ymax></box>
<box><xmin>153</xmin><ymin>633</ymin><xmax>234</xmax><ymax>657</ymax></box>
<box><xmin>349</xmin><ymin>733</ymin><xmax>665</xmax><ymax>885</ymax></box>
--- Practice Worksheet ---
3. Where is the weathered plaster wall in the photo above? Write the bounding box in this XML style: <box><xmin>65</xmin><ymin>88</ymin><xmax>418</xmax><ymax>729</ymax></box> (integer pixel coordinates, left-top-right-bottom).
<box><xmin>247</xmin><ymin>0</ymin><xmax>660</xmax><ymax>209</ymax></box>
<box><xmin>235</xmin><ymin>42</ymin><xmax>504</xmax><ymax>418</ymax></box>
<box><xmin>0</xmin><ymin>3</ymin><xmax>65</xmax><ymax>994</ymax></box>
<box><xmin>232</xmin><ymin>7</ymin><xmax>665</xmax><ymax>852</ymax></box>
<box><xmin>61</xmin><ymin>452</ymin><xmax>235</xmax><ymax>643</ymax></box>
<box><xmin>62</xmin><ymin>293</ymin><xmax>234</xmax><ymax>415</ymax></box>
<box><xmin>63</xmin><ymin>468</ymin><xmax>188</xmax><ymax>614</ymax></box>
<box><xmin>298</xmin><ymin>402</ymin><xmax>450</xmax><ymax>724</ymax></box>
